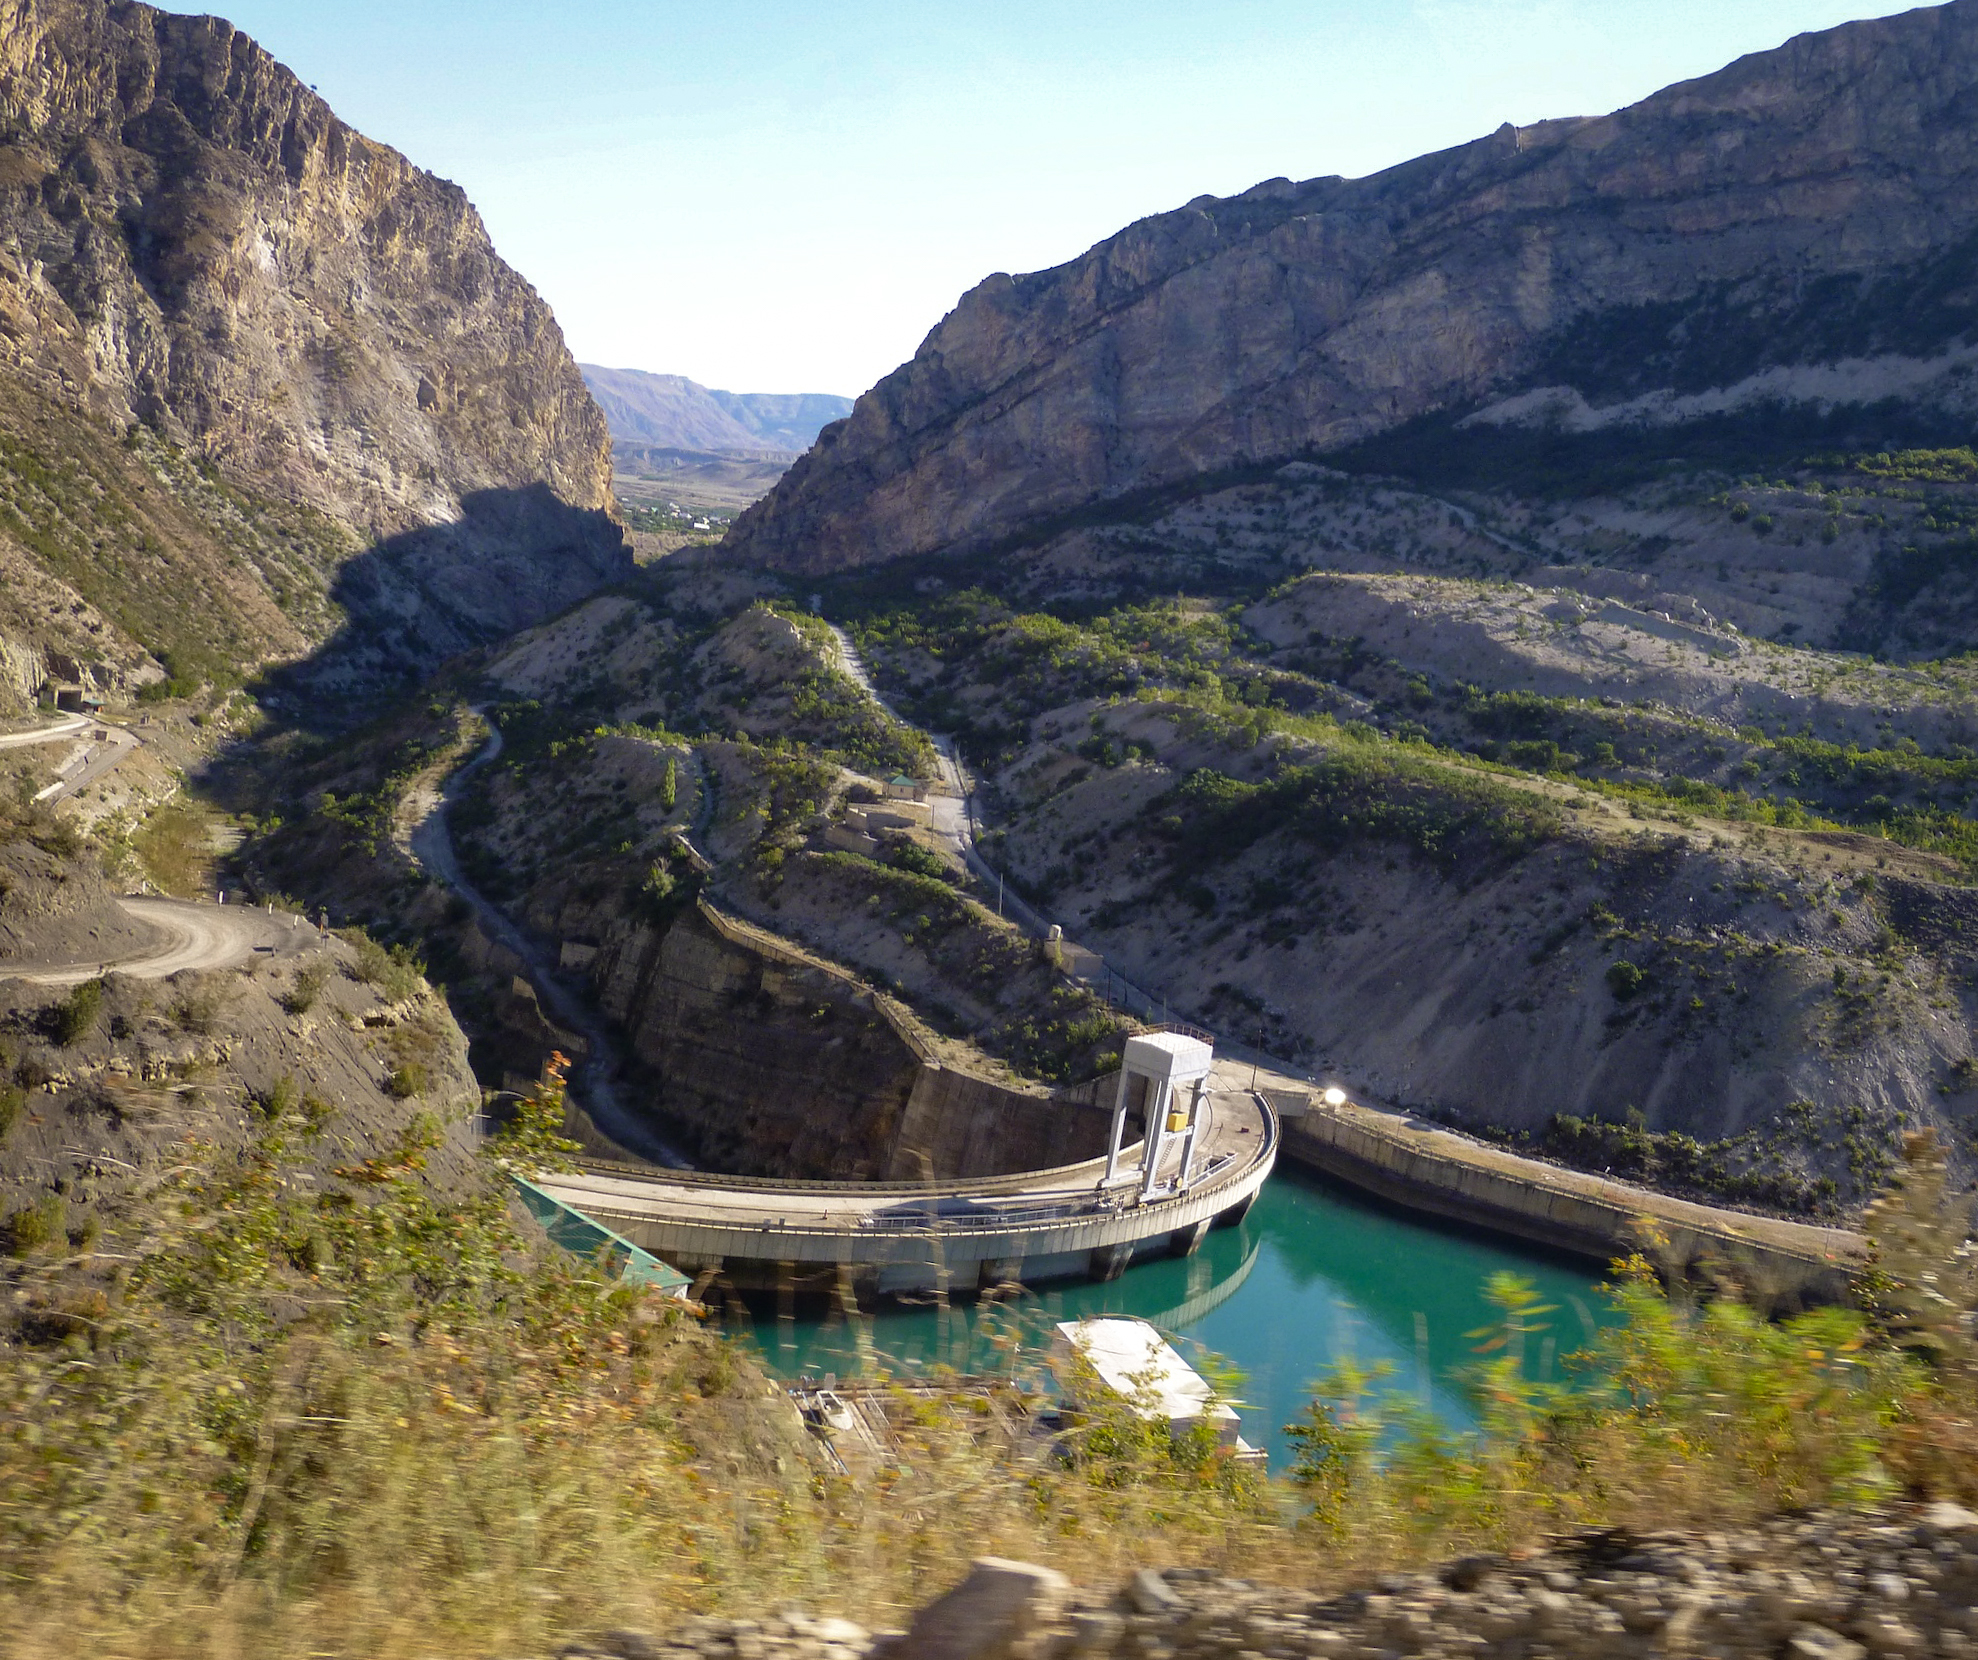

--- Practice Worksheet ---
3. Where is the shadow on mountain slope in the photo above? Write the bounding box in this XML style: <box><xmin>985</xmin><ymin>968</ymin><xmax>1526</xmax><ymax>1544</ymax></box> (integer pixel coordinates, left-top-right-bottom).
<box><xmin>246</xmin><ymin>484</ymin><xmax>630</xmax><ymax>723</ymax></box>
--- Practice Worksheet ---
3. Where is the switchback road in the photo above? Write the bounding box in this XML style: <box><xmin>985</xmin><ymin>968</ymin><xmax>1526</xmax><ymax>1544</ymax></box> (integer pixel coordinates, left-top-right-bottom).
<box><xmin>4</xmin><ymin>897</ymin><xmax>314</xmax><ymax>986</ymax></box>
<box><xmin>0</xmin><ymin>712</ymin><xmax>143</xmax><ymax>802</ymax></box>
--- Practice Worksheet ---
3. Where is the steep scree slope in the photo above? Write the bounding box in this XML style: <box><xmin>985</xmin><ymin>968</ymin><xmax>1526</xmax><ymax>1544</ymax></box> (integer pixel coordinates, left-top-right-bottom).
<box><xmin>0</xmin><ymin>0</ymin><xmax>626</xmax><ymax>692</ymax></box>
<box><xmin>725</xmin><ymin>0</ymin><xmax>1978</xmax><ymax>574</ymax></box>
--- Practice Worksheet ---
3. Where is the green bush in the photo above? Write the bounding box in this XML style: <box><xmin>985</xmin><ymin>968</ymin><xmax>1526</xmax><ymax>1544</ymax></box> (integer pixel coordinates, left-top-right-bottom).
<box><xmin>5</xmin><ymin>1192</ymin><xmax>64</xmax><ymax>1256</ymax></box>
<box><xmin>342</xmin><ymin>929</ymin><xmax>425</xmax><ymax>1003</ymax></box>
<box><xmin>1168</xmin><ymin>753</ymin><xmax>1558</xmax><ymax>875</ymax></box>
<box><xmin>888</xmin><ymin>840</ymin><xmax>952</xmax><ymax>882</ymax></box>
<box><xmin>172</xmin><ymin>976</ymin><xmax>233</xmax><ymax>1035</ymax></box>
<box><xmin>1287</xmin><ymin>1261</ymin><xmax>1923</xmax><ymax>1546</ymax></box>
<box><xmin>253</xmin><ymin>1075</ymin><xmax>300</xmax><ymax>1120</ymax></box>
<box><xmin>133</xmin><ymin>802</ymin><xmax>214</xmax><ymax>896</ymax></box>
<box><xmin>0</xmin><ymin>1085</ymin><xmax>21</xmax><ymax>1140</ymax></box>
<box><xmin>283</xmin><ymin>960</ymin><xmax>329</xmax><ymax>1015</ymax></box>
<box><xmin>52</xmin><ymin>979</ymin><xmax>103</xmax><ymax>1047</ymax></box>
<box><xmin>1606</xmin><ymin>960</ymin><xmax>1647</xmax><ymax>999</ymax></box>
<box><xmin>385</xmin><ymin>1063</ymin><xmax>429</xmax><ymax>1100</ymax></box>
<box><xmin>1502</xmin><ymin>739</ymin><xmax>1577</xmax><ymax>773</ymax></box>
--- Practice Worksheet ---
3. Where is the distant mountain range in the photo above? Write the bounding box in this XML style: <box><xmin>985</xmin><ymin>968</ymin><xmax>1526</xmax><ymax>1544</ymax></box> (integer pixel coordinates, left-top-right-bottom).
<box><xmin>579</xmin><ymin>367</ymin><xmax>852</xmax><ymax>456</ymax></box>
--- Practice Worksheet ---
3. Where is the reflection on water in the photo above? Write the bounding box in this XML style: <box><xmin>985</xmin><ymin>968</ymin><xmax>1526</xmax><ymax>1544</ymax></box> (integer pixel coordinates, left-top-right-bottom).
<box><xmin>731</xmin><ymin>1165</ymin><xmax>1616</xmax><ymax>1465</ymax></box>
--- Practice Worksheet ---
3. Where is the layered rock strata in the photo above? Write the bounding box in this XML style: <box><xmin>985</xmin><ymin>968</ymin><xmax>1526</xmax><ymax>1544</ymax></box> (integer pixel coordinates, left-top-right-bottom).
<box><xmin>725</xmin><ymin>0</ymin><xmax>1978</xmax><ymax>573</ymax></box>
<box><xmin>583</xmin><ymin>901</ymin><xmax>1109</xmax><ymax>1182</ymax></box>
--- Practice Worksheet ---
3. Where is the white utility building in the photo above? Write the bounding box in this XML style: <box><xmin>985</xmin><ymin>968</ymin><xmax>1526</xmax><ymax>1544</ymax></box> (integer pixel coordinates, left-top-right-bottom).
<box><xmin>1103</xmin><ymin>1031</ymin><xmax>1215</xmax><ymax>1200</ymax></box>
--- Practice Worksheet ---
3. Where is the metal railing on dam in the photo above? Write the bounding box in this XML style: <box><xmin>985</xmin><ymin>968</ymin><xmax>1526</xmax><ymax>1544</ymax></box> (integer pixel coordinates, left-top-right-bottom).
<box><xmin>528</xmin><ymin>1089</ymin><xmax>1278</xmax><ymax>1298</ymax></box>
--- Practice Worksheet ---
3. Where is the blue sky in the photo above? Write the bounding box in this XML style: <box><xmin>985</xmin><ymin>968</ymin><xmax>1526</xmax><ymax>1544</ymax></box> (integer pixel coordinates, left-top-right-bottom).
<box><xmin>164</xmin><ymin>2</ymin><xmax>1917</xmax><ymax>398</ymax></box>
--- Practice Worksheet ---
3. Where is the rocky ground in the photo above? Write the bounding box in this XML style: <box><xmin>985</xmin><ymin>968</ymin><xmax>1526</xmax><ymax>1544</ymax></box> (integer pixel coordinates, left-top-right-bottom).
<box><xmin>222</xmin><ymin>491</ymin><xmax>1978</xmax><ymax>1212</ymax></box>
<box><xmin>0</xmin><ymin>920</ymin><xmax>486</xmax><ymax>1221</ymax></box>
<box><xmin>541</xmin><ymin>1505</ymin><xmax>1978</xmax><ymax>1660</ymax></box>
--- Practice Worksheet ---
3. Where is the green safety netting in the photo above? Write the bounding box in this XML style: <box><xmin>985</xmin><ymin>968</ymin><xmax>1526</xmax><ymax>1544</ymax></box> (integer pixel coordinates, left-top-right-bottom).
<box><xmin>509</xmin><ymin>1175</ymin><xmax>691</xmax><ymax>1294</ymax></box>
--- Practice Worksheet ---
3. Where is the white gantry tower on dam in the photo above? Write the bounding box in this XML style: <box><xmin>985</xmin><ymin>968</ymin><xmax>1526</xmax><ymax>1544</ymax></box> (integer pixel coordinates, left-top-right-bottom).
<box><xmin>529</xmin><ymin>1033</ymin><xmax>1277</xmax><ymax>1299</ymax></box>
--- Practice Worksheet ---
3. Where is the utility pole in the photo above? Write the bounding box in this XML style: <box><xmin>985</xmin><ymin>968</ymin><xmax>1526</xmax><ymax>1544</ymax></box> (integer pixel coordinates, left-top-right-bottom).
<box><xmin>997</xmin><ymin>872</ymin><xmax>1004</xmax><ymax>917</ymax></box>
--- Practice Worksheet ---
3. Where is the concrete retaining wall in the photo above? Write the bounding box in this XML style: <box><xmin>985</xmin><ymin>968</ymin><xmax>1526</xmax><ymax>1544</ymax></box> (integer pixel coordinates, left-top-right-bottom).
<box><xmin>888</xmin><ymin>1064</ymin><xmax>1112</xmax><ymax>1180</ymax></box>
<box><xmin>1283</xmin><ymin>1100</ymin><xmax>1865</xmax><ymax>1302</ymax></box>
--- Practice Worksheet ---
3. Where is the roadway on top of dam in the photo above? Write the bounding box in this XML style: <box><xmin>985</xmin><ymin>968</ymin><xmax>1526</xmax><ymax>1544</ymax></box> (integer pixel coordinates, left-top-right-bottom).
<box><xmin>530</xmin><ymin>1058</ymin><xmax>1277</xmax><ymax>1277</ymax></box>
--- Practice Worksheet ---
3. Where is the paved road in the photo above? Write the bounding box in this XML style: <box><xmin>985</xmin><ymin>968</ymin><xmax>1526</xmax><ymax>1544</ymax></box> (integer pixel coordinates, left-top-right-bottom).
<box><xmin>532</xmin><ymin>1085</ymin><xmax>1275</xmax><ymax>1291</ymax></box>
<box><xmin>4</xmin><ymin>897</ymin><xmax>313</xmax><ymax>986</ymax></box>
<box><xmin>2</xmin><ymin>713</ymin><xmax>137</xmax><ymax>796</ymax></box>
<box><xmin>0</xmin><ymin>714</ymin><xmax>87</xmax><ymax>750</ymax></box>
<box><xmin>34</xmin><ymin>724</ymin><xmax>141</xmax><ymax>802</ymax></box>
<box><xmin>552</xmin><ymin>1084</ymin><xmax>1261</xmax><ymax>1227</ymax></box>
<box><xmin>0</xmin><ymin>712</ymin><xmax>143</xmax><ymax>803</ymax></box>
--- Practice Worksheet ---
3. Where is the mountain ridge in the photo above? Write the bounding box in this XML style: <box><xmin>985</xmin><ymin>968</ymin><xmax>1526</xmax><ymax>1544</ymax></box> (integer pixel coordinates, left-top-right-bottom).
<box><xmin>580</xmin><ymin>364</ymin><xmax>851</xmax><ymax>456</ymax></box>
<box><xmin>0</xmin><ymin>0</ymin><xmax>628</xmax><ymax>698</ymax></box>
<box><xmin>721</xmin><ymin>0</ymin><xmax>1978</xmax><ymax>576</ymax></box>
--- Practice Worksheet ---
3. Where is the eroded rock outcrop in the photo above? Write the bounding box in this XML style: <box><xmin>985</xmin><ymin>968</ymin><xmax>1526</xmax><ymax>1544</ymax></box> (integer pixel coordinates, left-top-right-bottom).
<box><xmin>725</xmin><ymin>1</ymin><xmax>1978</xmax><ymax>574</ymax></box>
<box><xmin>576</xmin><ymin>900</ymin><xmax>1109</xmax><ymax>1182</ymax></box>
<box><xmin>0</xmin><ymin>0</ymin><xmax>627</xmax><ymax>686</ymax></box>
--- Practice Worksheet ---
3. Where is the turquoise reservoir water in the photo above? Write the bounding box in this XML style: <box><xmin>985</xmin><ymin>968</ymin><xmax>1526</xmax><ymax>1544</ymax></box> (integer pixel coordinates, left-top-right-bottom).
<box><xmin>732</xmin><ymin>1166</ymin><xmax>1617</xmax><ymax>1465</ymax></box>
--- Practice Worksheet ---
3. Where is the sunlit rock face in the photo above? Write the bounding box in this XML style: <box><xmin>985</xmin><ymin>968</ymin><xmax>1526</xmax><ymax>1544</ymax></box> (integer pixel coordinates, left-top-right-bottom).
<box><xmin>0</xmin><ymin>0</ymin><xmax>626</xmax><ymax>681</ymax></box>
<box><xmin>725</xmin><ymin>1</ymin><xmax>1978</xmax><ymax>574</ymax></box>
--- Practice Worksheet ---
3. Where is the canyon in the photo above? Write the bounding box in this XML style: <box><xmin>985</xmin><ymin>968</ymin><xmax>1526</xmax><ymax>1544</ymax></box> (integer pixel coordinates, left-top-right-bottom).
<box><xmin>3</xmin><ymin>4</ymin><xmax>1978</xmax><ymax>1654</ymax></box>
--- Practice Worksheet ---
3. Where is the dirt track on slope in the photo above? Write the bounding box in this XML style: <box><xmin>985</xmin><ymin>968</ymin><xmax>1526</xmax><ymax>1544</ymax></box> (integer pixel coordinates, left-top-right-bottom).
<box><xmin>2</xmin><ymin>897</ymin><xmax>312</xmax><ymax>986</ymax></box>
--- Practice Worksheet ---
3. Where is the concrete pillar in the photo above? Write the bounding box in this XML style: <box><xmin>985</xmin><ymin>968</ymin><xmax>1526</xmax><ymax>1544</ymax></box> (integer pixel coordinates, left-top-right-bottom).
<box><xmin>1138</xmin><ymin>1078</ymin><xmax>1174</xmax><ymax>1201</ymax></box>
<box><xmin>1088</xmin><ymin>1243</ymin><xmax>1131</xmax><ymax>1281</ymax></box>
<box><xmin>1176</xmin><ymin>1078</ymin><xmax>1207</xmax><ymax>1191</ymax></box>
<box><xmin>1102</xmin><ymin>1067</ymin><xmax>1133</xmax><ymax>1184</ymax></box>
<box><xmin>977</xmin><ymin>1256</ymin><xmax>1023</xmax><ymax>1292</ymax></box>
<box><xmin>1168</xmin><ymin>1218</ymin><xmax>1211</xmax><ymax>1258</ymax></box>
<box><xmin>1213</xmin><ymin>1190</ymin><xmax>1258</xmax><ymax>1229</ymax></box>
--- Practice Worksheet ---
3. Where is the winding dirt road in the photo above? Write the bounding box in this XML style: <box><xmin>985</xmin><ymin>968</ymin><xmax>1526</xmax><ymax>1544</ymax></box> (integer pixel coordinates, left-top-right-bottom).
<box><xmin>404</xmin><ymin>713</ymin><xmax>691</xmax><ymax>1168</ymax></box>
<box><xmin>3</xmin><ymin>897</ymin><xmax>315</xmax><ymax>987</ymax></box>
<box><xmin>0</xmin><ymin>712</ymin><xmax>143</xmax><ymax>803</ymax></box>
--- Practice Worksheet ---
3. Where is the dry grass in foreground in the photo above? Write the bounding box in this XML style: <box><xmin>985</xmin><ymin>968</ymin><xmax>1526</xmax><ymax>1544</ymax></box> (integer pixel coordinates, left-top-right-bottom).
<box><xmin>1</xmin><ymin>1068</ymin><xmax>1973</xmax><ymax>1659</ymax></box>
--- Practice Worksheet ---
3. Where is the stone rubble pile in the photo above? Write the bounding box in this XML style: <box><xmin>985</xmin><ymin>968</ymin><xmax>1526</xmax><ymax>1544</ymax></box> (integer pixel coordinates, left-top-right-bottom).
<box><xmin>553</xmin><ymin>1610</ymin><xmax>874</xmax><ymax>1660</ymax></box>
<box><xmin>547</xmin><ymin>1503</ymin><xmax>1978</xmax><ymax>1660</ymax></box>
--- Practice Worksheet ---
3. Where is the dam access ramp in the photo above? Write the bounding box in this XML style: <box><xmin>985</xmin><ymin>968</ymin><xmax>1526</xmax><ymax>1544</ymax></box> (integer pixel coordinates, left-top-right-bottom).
<box><xmin>530</xmin><ymin>1036</ymin><xmax>1277</xmax><ymax>1297</ymax></box>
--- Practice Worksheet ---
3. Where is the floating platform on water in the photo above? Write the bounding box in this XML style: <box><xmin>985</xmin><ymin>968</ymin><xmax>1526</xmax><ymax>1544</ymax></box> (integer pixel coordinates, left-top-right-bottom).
<box><xmin>1053</xmin><ymin>1315</ymin><xmax>1265</xmax><ymax>1464</ymax></box>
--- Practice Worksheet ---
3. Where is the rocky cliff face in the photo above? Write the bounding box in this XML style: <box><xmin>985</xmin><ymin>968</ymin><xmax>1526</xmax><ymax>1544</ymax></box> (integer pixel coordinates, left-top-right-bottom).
<box><xmin>725</xmin><ymin>0</ymin><xmax>1978</xmax><ymax>574</ymax></box>
<box><xmin>0</xmin><ymin>0</ymin><xmax>626</xmax><ymax>691</ymax></box>
<box><xmin>581</xmin><ymin>901</ymin><xmax>1108</xmax><ymax>1182</ymax></box>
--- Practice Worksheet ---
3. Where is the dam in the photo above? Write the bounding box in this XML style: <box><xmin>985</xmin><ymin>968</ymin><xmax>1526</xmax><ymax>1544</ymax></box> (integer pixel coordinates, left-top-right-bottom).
<box><xmin>530</xmin><ymin>1032</ymin><xmax>1278</xmax><ymax>1295</ymax></box>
